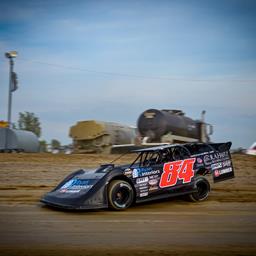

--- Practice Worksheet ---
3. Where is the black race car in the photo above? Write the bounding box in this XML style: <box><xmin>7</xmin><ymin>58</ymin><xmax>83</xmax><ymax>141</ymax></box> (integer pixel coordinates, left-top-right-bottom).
<box><xmin>41</xmin><ymin>142</ymin><xmax>234</xmax><ymax>210</ymax></box>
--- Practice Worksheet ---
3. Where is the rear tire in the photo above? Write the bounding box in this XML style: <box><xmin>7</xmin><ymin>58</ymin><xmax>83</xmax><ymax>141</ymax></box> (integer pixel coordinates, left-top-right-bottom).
<box><xmin>187</xmin><ymin>176</ymin><xmax>210</xmax><ymax>202</ymax></box>
<box><xmin>108</xmin><ymin>180</ymin><xmax>134</xmax><ymax>210</ymax></box>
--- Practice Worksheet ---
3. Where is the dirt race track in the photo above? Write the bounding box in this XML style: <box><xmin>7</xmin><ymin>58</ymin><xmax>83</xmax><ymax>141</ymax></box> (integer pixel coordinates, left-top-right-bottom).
<box><xmin>0</xmin><ymin>153</ymin><xmax>255</xmax><ymax>256</ymax></box>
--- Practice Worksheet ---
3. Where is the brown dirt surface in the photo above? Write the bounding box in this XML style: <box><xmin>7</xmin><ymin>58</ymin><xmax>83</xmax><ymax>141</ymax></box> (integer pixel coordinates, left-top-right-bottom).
<box><xmin>0</xmin><ymin>153</ymin><xmax>255</xmax><ymax>256</ymax></box>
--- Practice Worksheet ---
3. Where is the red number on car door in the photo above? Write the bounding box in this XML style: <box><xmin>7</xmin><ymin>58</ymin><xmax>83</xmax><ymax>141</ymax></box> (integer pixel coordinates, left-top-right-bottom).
<box><xmin>159</xmin><ymin>158</ymin><xmax>195</xmax><ymax>188</ymax></box>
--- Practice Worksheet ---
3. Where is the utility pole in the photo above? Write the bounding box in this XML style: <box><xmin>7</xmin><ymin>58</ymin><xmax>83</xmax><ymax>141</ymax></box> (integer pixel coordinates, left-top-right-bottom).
<box><xmin>4</xmin><ymin>51</ymin><xmax>18</xmax><ymax>151</ymax></box>
<box><xmin>5</xmin><ymin>51</ymin><xmax>18</xmax><ymax>128</ymax></box>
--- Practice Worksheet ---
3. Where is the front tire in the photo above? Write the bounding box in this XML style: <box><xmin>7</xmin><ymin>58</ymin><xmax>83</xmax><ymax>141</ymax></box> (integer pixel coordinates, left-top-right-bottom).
<box><xmin>187</xmin><ymin>176</ymin><xmax>210</xmax><ymax>202</ymax></box>
<box><xmin>108</xmin><ymin>180</ymin><xmax>134</xmax><ymax>210</ymax></box>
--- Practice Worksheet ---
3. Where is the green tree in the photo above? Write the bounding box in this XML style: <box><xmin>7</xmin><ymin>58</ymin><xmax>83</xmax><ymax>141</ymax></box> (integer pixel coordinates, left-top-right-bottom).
<box><xmin>18</xmin><ymin>112</ymin><xmax>41</xmax><ymax>137</ymax></box>
<box><xmin>51</xmin><ymin>139</ymin><xmax>61</xmax><ymax>149</ymax></box>
<box><xmin>39</xmin><ymin>140</ymin><xmax>47</xmax><ymax>152</ymax></box>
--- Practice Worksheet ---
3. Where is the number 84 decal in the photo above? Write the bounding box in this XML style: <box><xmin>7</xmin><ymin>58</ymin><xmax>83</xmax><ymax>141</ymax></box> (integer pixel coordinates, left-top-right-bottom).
<box><xmin>159</xmin><ymin>158</ymin><xmax>196</xmax><ymax>188</ymax></box>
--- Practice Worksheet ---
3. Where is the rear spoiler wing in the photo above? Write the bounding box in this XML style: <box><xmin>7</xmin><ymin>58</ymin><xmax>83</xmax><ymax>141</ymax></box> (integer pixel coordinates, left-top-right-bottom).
<box><xmin>208</xmin><ymin>141</ymin><xmax>232</xmax><ymax>152</ymax></box>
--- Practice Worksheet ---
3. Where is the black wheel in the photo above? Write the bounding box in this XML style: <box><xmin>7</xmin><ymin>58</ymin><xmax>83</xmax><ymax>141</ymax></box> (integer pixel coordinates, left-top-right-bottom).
<box><xmin>108</xmin><ymin>180</ymin><xmax>134</xmax><ymax>210</ymax></box>
<box><xmin>187</xmin><ymin>176</ymin><xmax>210</xmax><ymax>202</ymax></box>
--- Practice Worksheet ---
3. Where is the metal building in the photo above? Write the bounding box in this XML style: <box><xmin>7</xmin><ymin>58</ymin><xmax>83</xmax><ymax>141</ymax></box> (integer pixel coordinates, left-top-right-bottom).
<box><xmin>69</xmin><ymin>120</ymin><xmax>136</xmax><ymax>153</ymax></box>
<box><xmin>0</xmin><ymin>128</ymin><xmax>39</xmax><ymax>153</ymax></box>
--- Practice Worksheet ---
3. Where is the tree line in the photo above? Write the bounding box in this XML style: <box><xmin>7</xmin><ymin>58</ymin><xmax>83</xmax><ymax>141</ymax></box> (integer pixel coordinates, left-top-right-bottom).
<box><xmin>15</xmin><ymin>111</ymin><xmax>61</xmax><ymax>152</ymax></box>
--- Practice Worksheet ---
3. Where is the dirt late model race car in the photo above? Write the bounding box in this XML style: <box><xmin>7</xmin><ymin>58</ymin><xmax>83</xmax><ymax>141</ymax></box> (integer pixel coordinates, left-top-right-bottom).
<box><xmin>41</xmin><ymin>142</ymin><xmax>234</xmax><ymax>210</ymax></box>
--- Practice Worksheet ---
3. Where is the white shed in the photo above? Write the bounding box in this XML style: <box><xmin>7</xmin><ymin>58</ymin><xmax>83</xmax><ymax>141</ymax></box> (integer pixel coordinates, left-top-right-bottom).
<box><xmin>0</xmin><ymin>128</ymin><xmax>39</xmax><ymax>152</ymax></box>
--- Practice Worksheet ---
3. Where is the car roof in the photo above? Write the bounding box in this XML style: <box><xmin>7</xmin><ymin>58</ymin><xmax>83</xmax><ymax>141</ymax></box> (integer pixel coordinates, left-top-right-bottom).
<box><xmin>132</xmin><ymin>144</ymin><xmax>182</xmax><ymax>152</ymax></box>
<box><xmin>132</xmin><ymin>142</ymin><xmax>216</xmax><ymax>153</ymax></box>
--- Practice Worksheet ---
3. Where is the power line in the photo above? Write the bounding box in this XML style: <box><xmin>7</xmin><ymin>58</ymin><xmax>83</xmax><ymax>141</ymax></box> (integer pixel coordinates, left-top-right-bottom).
<box><xmin>18</xmin><ymin>58</ymin><xmax>256</xmax><ymax>83</ymax></box>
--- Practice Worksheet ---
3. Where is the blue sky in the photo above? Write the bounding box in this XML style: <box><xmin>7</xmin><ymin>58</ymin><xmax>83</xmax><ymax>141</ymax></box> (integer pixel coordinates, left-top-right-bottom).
<box><xmin>0</xmin><ymin>0</ymin><xmax>255</xmax><ymax>148</ymax></box>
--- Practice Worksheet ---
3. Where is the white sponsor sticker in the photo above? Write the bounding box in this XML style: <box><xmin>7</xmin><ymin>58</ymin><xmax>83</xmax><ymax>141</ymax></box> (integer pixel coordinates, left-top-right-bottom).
<box><xmin>211</xmin><ymin>162</ymin><xmax>222</xmax><ymax>170</ymax></box>
<box><xmin>60</xmin><ymin>189</ymin><xmax>81</xmax><ymax>193</ymax></box>
<box><xmin>124</xmin><ymin>168</ymin><xmax>132</xmax><ymax>176</ymax></box>
<box><xmin>139</xmin><ymin>186</ymin><xmax>148</xmax><ymax>190</ymax></box>
<box><xmin>140</xmin><ymin>192</ymin><xmax>148</xmax><ymax>197</ymax></box>
<box><xmin>149</xmin><ymin>186</ymin><xmax>158</xmax><ymax>191</ymax></box>
<box><xmin>141</xmin><ymin>170</ymin><xmax>160</xmax><ymax>177</ymax></box>
<box><xmin>148</xmin><ymin>179</ymin><xmax>158</xmax><ymax>186</ymax></box>
<box><xmin>219</xmin><ymin>167</ymin><xmax>233</xmax><ymax>175</ymax></box>
<box><xmin>136</xmin><ymin>177</ymin><xmax>149</xmax><ymax>184</ymax></box>
<box><xmin>132</xmin><ymin>169</ymin><xmax>139</xmax><ymax>178</ymax></box>
<box><xmin>149</xmin><ymin>174</ymin><xmax>159</xmax><ymax>179</ymax></box>
<box><xmin>204</xmin><ymin>151</ymin><xmax>229</xmax><ymax>165</ymax></box>
<box><xmin>70</xmin><ymin>185</ymin><xmax>93</xmax><ymax>190</ymax></box>
<box><xmin>222</xmin><ymin>160</ymin><xmax>231</xmax><ymax>168</ymax></box>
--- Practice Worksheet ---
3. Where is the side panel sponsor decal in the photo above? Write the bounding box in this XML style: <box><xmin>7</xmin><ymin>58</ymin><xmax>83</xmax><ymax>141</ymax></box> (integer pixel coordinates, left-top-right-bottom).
<box><xmin>132</xmin><ymin>168</ymin><xmax>160</xmax><ymax>178</ymax></box>
<box><xmin>222</xmin><ymin>160</ymin><xmax>231</xmax><ymax>168</ymax></box>
<box><xmin>136</xmin><ymin>177</ymin><xmax>149</xmax><ymax>184</ymax></box>
<box><xmin>139</xmin><ymin>192</ymin><xmax>148</xmax><ymax>197</ymax></box>
<box><xmin>124</xmin><ymin>168</ymin><xmax>133</xmax><ymax>177</ymax></box>
<box><xmin>214</xmin><ymin>167</ymin><xmax>233</xmax><ymax>177</ymax></box>
<box><xmin>59</xmin><ymin>179</ymin><xmax>94</xmax><ymax>193</ymax></box>
<box><xmin>211</xmin><ymin>151</ymin><xmax>234</xmax><ymax>182</ymax></box>
<box><xmin>204</xmin><ymin>151</ymin><xmax>229</xmax><ymax>165</ymax></box>
<box><xmin>211</xmin><ymin>162</ymin><xmax>222</xmax><ymax>170</ymax></box>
